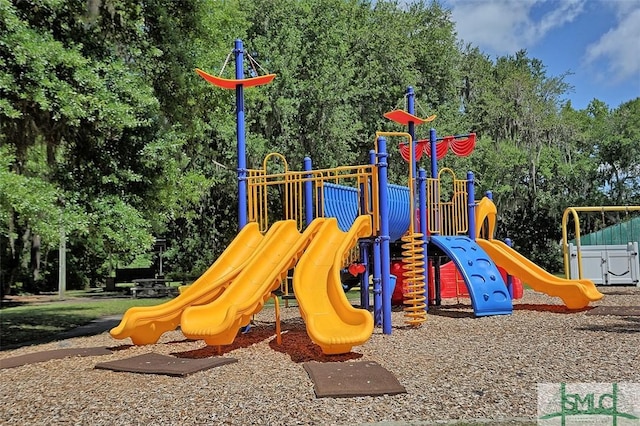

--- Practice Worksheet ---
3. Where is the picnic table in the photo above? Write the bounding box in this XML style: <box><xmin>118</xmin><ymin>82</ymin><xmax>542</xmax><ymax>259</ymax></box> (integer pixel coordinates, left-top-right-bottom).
<box><xmin>131</xmin><ymin>278</ymin><xmax>177</xmax><ymax>298</ymax></box>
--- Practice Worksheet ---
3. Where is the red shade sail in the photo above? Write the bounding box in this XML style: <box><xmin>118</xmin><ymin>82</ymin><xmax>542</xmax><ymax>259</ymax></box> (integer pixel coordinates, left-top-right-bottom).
<box><xmin>399</xmin><ymin>133</ymin><xmax>476</xmax><ymax>162</ymax></box>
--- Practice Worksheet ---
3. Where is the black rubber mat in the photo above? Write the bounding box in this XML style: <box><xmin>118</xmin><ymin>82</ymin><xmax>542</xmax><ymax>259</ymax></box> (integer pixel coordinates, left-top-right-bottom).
<box><xmin>303</xmin><ymin>361</ymin><xmax>406</xmax><ymax>398</ymax></box>
<box><xmin>95</xmin><ymin>352</ymin><xmax>237</xmax><ymax>377</ymax></box>
<box><xmin>0</xmin><ymin>347</ymin><xmax>113</xmax><ymax>369</ymax></box>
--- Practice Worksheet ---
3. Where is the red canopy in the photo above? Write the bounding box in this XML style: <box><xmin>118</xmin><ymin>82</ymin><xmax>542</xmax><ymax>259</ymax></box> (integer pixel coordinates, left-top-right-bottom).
<box><xmin>399</xmin><ymin>133</ymin><xmax>476</xmax><ymax>162</ymax></box>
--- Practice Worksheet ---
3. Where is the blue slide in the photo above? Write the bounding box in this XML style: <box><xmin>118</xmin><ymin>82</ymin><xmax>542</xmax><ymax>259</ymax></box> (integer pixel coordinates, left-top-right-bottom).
<box><xmin>430</xmin><ymin>235</ymin><xmax>512</xmax><ymax>316</ymax></box>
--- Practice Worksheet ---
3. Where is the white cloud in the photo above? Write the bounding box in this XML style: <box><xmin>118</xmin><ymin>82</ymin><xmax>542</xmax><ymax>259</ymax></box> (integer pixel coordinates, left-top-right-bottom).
<box><xmin>437</xmin><ymin>0</ymin><xmax>639</xmax><ymax>107</ymax></box>
<box><xmin>535</xmin><ymin>0</ymin><xmax>585</xmax><ymax>37</ymax></box>
<box><xmin>447</xmin><ymin>0</ymin><xmax>586</xmax><ymax>54</ymax></box>
<box><xmin>584</xmin><ymin>6</ymin><xmax>640</xmax><ymax>84</ymax></box>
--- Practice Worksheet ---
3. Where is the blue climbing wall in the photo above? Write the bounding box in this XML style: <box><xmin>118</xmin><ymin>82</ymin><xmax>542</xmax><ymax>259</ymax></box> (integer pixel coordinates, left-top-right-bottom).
<box><xmin>431</xmin><ymin>235</ymin><xmax>512</xmax><ymax>316</ymax></box>
<box><xmin>322</xmin><ymin>183</ymin><xmax>359</xmax><ymax>232</ymax></box>
<box><xmin>323</xmin><ymin>183</ymin><xmax>410</xmax><ymax>241</ymax></box>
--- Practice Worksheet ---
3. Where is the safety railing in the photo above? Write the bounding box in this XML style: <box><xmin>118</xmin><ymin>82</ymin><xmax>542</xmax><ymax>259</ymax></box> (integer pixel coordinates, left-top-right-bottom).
<box><xmin>426</xmin><ymin>168</ymin><xmax>469</xmax><ymax>236</ymax></box>
<box><xmin>247</xmin><ymin>153</ymin><xmax>378</xmax><ymax>234</ymax></box>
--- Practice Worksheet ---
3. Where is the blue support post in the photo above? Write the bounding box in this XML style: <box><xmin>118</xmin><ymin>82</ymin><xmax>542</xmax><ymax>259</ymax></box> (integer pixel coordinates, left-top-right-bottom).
<box><xmin>363</xmin><ymin>149</ymin><xmax>377</xmax><ymax>310</ymax></box>
<box><xmin>429</xmin><ymin>128</ymin><xmax>439</xmax><ymax>234</ymax></box>
<box><xmin>304</xmin><ymin>157</ymin><xmax>313</xmax><ymax>226</ymax></box>
<box><xmin>407</xmin><ymin>87</ymin><xmax>417</xmax><ymax>183</ymax></box>
<box><xmin>467</xmin><ymin>171</ymin><xmax>476</xmax><ymax>240</ymax></box>
<box><xmin>234</xmin><ymin>39</ymin><xmax>248</xmax><ymax>230</ymax></box>
<box><xmin>418</xmin><ymin>167</ymin><xmax>428</xmax><ymax>312</ymax></box>
<box><xmin>373</xmin><ymin>238</ymin><xmax>382</xmax><ymax>326</ymax></box>
<box><xmin>407</xmin><ymin>87</ymin><xmax>415</xmax><ymax>139</ymax></box>
<box><xmin>377</xmin><ymin>136</ymin><xmax>392</xmax><ymax>335</ymax></box>
<box><xmin>360</xmin><ymin>241</ymin><xmax>370</xmax><ymax>309</ymax></box>
<box><xmin>429</xmin><ymin>128</ymin><xmax>438</xmax><ymax>179</ymax></box>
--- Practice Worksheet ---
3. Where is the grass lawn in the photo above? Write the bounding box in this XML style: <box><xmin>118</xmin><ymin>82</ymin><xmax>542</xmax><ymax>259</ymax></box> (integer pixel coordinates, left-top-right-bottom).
<box><xmin>0</xmin><ymin>285</ymin><xmax>367</xmax><ymax>349</ymax></box>
<box><xmin>0</xmin><ymin>292</ymin><xmax>171</xmax><ymax>348</ymax></box>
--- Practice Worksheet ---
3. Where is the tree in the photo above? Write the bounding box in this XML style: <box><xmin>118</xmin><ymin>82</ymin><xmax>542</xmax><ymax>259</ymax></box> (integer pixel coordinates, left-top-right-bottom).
<box><xmin>458</xmin><ymin>48</ymin><xmax>585</xmax><ymax>270</ymax></box>
<box><xmin>0</xmin><ymin>0</ymin><xmax>215</xmax><ymax>291</ymax></box>
<box><xmin>0</xmin><ymin>146</ymin><xmax>65</xmax><ymax>295</ymax></box>
<box><xmin>141</xmin><ymin>0</ymin><xmax>252</xmax><ymax>276</ymax></box>
<box><xmin>2</xmin><ymin>0</ymin><xmax>633</xmax><ymax>289</ymax></box>
<box><xmin>596</xmin><ymin>98</ymin><xmax>640</xmax><ymax>205</ymax></box>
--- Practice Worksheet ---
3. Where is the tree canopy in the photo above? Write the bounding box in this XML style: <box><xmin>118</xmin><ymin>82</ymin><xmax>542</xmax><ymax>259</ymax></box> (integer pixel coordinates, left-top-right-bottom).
<box><xmin>1</xmin><ymin>0</ymin><xmax>638</xmax><ymax>294</ymax></box>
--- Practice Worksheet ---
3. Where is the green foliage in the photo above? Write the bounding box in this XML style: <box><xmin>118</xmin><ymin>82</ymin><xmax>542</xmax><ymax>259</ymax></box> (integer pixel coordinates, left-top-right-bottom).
<box><xmin>0</xmin><ymin>0</ymin><xmax>216</xmax><ymax>292</ymax></box>
<box><xmin>596</xmin><ymin>98</ymin><xmax>640</xmax><ymax>204</ymax></box>
<box><xmin>0</xmin><ymin>0</ymin><xmax>638</xmax><ymax>291</ymax></box>
<box><xmin>140</xmin><ymin>0</ymin><xmax>249</xmax><ymax>275</ymax></box>
<box><xmin>0</xmin><ymin>146</ymin><xmax>61</xmax><ymax>244</ymax></box>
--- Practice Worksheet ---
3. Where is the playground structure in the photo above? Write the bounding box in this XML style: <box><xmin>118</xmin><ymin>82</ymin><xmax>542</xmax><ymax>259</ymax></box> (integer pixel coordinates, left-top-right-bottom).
<box><xmin>562</xmin><ymin>207</ymin><xmax>640</xmax><ymax>286</ymax></box>
<box><xmin>110</xmin><ymin>39</ymin><xmax>603</xmax><ymax>355</ymax></box>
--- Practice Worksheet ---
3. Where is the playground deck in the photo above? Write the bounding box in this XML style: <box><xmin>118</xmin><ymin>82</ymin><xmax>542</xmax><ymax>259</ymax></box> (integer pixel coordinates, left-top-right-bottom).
<box><xmin>1</xmin><ymin>286</ymin><xmax>639</xmax><ymax>425</ymax></box>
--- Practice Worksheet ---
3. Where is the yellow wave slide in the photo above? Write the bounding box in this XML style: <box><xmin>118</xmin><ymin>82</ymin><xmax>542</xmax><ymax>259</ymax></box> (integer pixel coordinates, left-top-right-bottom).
<box><xmin>474</xmin><ymin>197</ymin><xmax>602</xmax><ymax>309</ymax></box>
<box><xmin>109</xmin><ymin>223</ymin><xmax>264</xmax><ymax>345</ymax></box>
<box><xmin>180</xmin><ymin>219</ymin><xmax>324</xmax><ymax>346</ymax></box>
<box><xmin>293</xmin><ymin>216</ymin><xmax>374</xmax><ymax>355</ymax></box>
<box><xmin>476</xmin><ymin>239</ymin><xmax>602</xmax><ymax>309</ymax></box>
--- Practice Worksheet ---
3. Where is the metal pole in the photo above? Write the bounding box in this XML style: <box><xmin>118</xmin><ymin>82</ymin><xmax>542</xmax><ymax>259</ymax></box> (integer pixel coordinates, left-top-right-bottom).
<box><xmin>407</xmin><ymin>87</ymin><xmax>417</xmax><ymax>183</ymax></box>
<box><xmin>430</xmin><ymin>128</ymin><xmax>438</xmax><ymax>179</ymax></box>
<box><xmin>362</xmin><ymin>149</ymin><xmax>377</xmax><ymax>311</ymax></box>
<box><xmin>373</xmin><ymin>238</ymin><xmax>382</xmax><ymax>326</ymax></box>
<box><xmin>235</xmin><ymin>39</ymin><xmax>248</xmax><ymax>230</ymax></box>
<box><xmin>58</xmin><ymin>224</ymin><xmax>66</xmax><ymax>299</ymax></box>
<box><xmin>360</xmin><ymin>240</ymin><xmax>370</xmax><ymax>309</ymax></box>
<box><xmin>430</xmin><ymin>128</ymin><xmax>439</xmax><ymax>234</ymax></box>
<box><xmin>467</xmin><ymin>171</ymin><xmax>476</xmax><ymax>240</ymax></box>
<box><xmin>377</xmin><ymin>136</ymin><xmax>392</xmax><ymax>335</ymax></box>
<box><xmin>304</xmin><ymin>157</ymin><xmax>313</xmax><ymax>226</ymax></box>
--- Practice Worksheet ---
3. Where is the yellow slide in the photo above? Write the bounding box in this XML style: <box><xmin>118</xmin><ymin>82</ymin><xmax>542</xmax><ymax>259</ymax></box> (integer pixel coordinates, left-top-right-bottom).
<box><xmin>180</xmin><ymin>219</ymin><xmax>324</xmax><ymax>346</ymax></box>
<box><xmin>109</xmin><ymin>223</ymin><xmax>264</xmax><ymax>345</ymax></box>
<box><xmin>293</xmin><ymin>216</ymin><xmax>374</xmax><ymax>355</ymax></box>
<box><xmin>474</xmin><ymin>196</ymin><xmax>602</xmax><ymax>309</ymax></box>
<box><xmin>476</xmin><ymin>238</ymin><xmax>603</xmax><ymax>309</ymax></box>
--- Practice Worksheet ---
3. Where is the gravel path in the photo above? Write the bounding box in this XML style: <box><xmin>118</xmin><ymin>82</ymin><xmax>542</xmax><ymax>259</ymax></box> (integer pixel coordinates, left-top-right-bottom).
<box><xmin>1</xmin><ymin>286</ymin><xmax>639</xmax><ymax>425</ymax></box>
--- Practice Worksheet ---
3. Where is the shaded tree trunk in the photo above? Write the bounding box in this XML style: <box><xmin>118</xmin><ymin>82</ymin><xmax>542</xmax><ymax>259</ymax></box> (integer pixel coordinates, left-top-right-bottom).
<box><xmin>29</xmin><ymin>234</ymin><xmax>42</xmax><ymax>293</ymax></box>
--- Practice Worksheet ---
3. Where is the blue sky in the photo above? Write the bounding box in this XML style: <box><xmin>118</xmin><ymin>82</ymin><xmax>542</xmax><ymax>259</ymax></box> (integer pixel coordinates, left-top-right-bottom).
<box><xmin>440</xmin><ymin>0</ymin><xmax>640</xmax><ymax>110</ymax></box>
